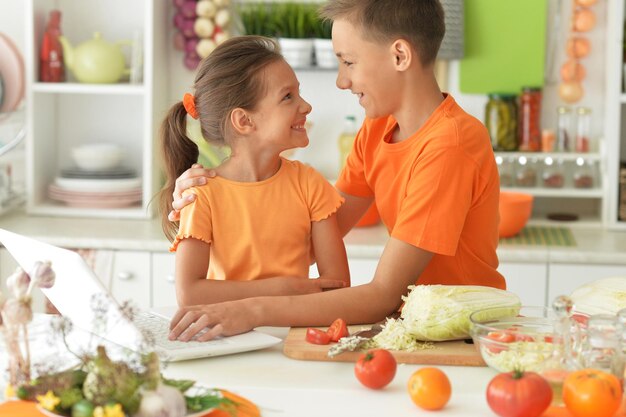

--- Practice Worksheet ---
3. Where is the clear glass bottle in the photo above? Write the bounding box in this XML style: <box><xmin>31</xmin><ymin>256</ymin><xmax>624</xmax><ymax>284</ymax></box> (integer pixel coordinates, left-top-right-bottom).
<box><xmin>575</xmin><ymin>107</ymin><xmax>592</xmax><ymax>153</ymax></box>
<box><xmin>580</xmin><ymin>314</ymin><xmax>621</xmax><ymax>377</ymax></box>
<box><xmin>338</xmin><ymin>115</ymin><xmax>358</xmax><ymax>173</ymax></box>
<box><xmin>556</xmin><ymin>106</ymin><xmax>573</xmax><ymax>152</ymax></box>
<box><xmin>573</xmin><ymin>157</ymin><xmax>596</xmax><ymax>189</ymax></box>
<box><xmin>542</xmin><ymin>157</ymin><xmax>565</xmax><ymax>188</ymax></box>
<box><xmin>515</xmin><ymin>156</ymin><xmax>538</xmax><ymax>187</ymax></box>
<box><xmin>540</xmin><ymin>296</ymin><xmax>581</xmax><ymax>407</ymax></box>
<box><xmin>496</xmin><ymin>156</ymin><xmax>515</xmax><ymax>187</ymax></box>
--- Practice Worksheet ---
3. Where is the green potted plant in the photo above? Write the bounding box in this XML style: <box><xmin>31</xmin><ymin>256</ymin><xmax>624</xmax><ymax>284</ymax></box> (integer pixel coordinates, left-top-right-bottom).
<box><xmin>269</xmin><ymin>2</ymin><xmax>315</xmax><ymax>68</ymax></box>
<box><xmin>310</xmin><ymin>5</ymin><xmax>336</xmax><ymax>68</ymax></box>
<box><xmin>236</xmin><ymin>1</ymin><xmax>275</xmax><ymax>38</ymax></box>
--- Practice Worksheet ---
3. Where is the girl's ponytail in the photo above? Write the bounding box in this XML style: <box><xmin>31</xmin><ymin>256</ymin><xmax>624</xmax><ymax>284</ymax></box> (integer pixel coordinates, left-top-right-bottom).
<box><xmin>157</xmin><ymin>101</ymin><xmax>199</xmax><ymax>241</ymax></box>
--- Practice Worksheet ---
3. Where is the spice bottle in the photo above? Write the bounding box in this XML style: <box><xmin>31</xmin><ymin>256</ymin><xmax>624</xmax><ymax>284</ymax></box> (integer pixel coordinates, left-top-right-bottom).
<box><xmin>518</xmin><ymin>87</ymin><xmax>542</xmax><ymax>152</ymax></box>
<box><xmin>496</xmin><ymin>156</ymin><xmax>514</xmax><ymax>187</ymax></box>
<box><xmin>338</xmin><ymin>115</ymin><xmax>358</xmax><ymax>173</ymax></box>
<box><xmin>486</xmin><ymin>94</ymin><xmax>518</xmax><ymax>151</ymax></box>
<box><xmin>573</xmin><ymin>157</ymin><xmax>595</xmax><ymax>189</ymax></box>
<box><xmin>40</xmin><ymin>10</ymin><xmax>65</xmax><ymax>83</ymax></box>
<box><xmin>542</xmin><ymin>157</ymin><xmax>565</xmax><ymax>188</ymax></box>
<box><xmin>575</xmin><ymin>107</ymin><xmax>592</xmax><ymax>153</ymax></box>
<box><xmin>556</xmin><ymin>106</ymin><xmax>572</xmax><ymax>152</ymax></box>
<box><xmin>515</xmin><ymin>156</ymin><xmax>538</xmax><ymax>187</ymax></box>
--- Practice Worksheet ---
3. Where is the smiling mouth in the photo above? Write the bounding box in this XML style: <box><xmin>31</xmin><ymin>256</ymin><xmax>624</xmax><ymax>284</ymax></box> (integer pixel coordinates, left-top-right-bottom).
<box><xmin>291</xmin><ymin>122</ymin><xmax>306</xmax><ymax>131</ymax></box>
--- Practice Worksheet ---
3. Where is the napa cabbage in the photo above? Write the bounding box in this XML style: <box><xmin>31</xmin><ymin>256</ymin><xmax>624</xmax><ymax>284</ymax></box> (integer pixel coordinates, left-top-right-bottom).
<box><xmin>371</xmin><ymin>285</ymin><xmax>521</xmax><ymax>348</ymax></box>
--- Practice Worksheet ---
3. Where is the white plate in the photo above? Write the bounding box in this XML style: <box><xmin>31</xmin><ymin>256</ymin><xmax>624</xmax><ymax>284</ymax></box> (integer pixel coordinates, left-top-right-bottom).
<box><xmin>0</xmin><ymin>33</ymin><xmax>24</xmax><ymax>113</ymax></box>
<box><xmin>37</xmin><ymin>404</ymin><xmax>215</xmax><ymax>417</ymax></box>
<box><xmin>54</xmin><ymin>177</ymin><xmax>142</xmax><ymax>192</ymax></box>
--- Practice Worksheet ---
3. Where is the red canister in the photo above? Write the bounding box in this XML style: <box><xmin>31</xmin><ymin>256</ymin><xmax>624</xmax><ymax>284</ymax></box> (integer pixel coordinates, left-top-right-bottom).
<box><xmin>518</xmin><ymin>87</ymin><xmax>542</xmax><ymax>152</ymax></box>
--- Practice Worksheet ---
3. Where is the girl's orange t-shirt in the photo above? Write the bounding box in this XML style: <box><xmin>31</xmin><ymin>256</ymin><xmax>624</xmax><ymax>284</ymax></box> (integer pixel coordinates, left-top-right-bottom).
<box><xmin>171</xmin><ymin>158</ymin><xmax>343</xmax><ymax>281</ymax></box>
<box><xmin>336</xmin><ymin>94</ymin><xmax>505</xmax><ymax>289</ymax></box>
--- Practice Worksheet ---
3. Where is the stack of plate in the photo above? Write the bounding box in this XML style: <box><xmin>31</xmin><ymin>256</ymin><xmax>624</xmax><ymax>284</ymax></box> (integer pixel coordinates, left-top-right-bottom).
<box><xmin>48</xmin><ymin>167</ymin><xmax>142</xmax><ymax>208</ymax></box>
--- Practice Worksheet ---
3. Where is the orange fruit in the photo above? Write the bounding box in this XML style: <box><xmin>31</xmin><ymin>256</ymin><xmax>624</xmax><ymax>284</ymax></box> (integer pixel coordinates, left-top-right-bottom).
<box><xmin>407</xmin><ymin>367</ymin><xmax>452</xmax><ymax>411</ymax></box>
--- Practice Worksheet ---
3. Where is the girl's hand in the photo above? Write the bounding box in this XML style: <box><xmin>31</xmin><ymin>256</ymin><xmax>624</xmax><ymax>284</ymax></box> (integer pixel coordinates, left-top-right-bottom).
<box><xmin>168</xmin><ymin>300</ymin><xmax>254</xmax><ymax>342</ymax></box>
<box><xmin>168</xmin><ymin>163</ymin><xmax>217</xmax><ymax>221</ymax></box>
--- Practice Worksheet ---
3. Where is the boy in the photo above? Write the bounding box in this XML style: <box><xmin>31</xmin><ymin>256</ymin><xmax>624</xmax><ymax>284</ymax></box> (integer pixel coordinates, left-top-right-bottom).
<box><xmin>167</xmin><ymin>0</ymin><xmax>505</xmax><ymax>341</ymax></box>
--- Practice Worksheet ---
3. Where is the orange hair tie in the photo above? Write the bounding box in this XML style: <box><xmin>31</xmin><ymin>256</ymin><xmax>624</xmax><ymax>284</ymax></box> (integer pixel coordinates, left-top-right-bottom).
<box><xmin>183</xmin><ymin>93</ymin><xmax>199</xmax><ymax>119</ymax></box>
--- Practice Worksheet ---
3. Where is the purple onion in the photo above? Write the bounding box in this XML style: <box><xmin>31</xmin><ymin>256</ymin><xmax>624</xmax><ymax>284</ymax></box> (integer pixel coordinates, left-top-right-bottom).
<box><xmin>173</xmin><ymin>32</ymin><xmax>186</xmax><ymax>51</ymax></box>
<box><xmin>180</xmin><ymin>18</ymin><xmax>196</xmax><ymax>38</ymax></box>
<box><xmin>173</xmin><ymin>0</ymin><xmax>186</xmax><ymax>8</ymax></box>
<box><xmin>184</xmin><ymin>51</ymin><xmax>201</xmax><ymax>70</ymax></box>
<box><xmin>173</xmin><ymin>13</ymin><xmax>186</xmax><ymax>30</ymax></box>
<box><xmin>185</xmin><ymin>37</ymin><xmax>199</xmax><ymax>53</ymax></box>
<box><xmin>181</xmin><ymin>1</ymin><xmax>197</xmax><ymax>18</ymax></box>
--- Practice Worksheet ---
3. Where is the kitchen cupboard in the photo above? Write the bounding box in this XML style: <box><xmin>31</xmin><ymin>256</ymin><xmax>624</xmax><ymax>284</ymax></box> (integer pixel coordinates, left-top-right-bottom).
<box><xmin>547</xmin><ymin>263</ymin><xmax>626</xmax><ymax>303</ymax></box>
<box><xmin>498</xmin><ymin>262</ymin><xmax>548</xmax><ymax>307</ymax></box>
<box><xmin>109</xmin><ymin>250</ymin><xmax>151</xmax><ymax>309</ymax></box>
<box><xmin>604</xmin><ymin>0</ymin><xmax>626</xmax><ymax>230</ymax></box>
<box><xmin>23</xmin><ymin>0</ymin><xmax>169</xmax><ymax>219</ymax></box>
<box><xmin>151</xmin><ymin>252</ymin><xmax>177</xmax><ymax>308</ymax></box>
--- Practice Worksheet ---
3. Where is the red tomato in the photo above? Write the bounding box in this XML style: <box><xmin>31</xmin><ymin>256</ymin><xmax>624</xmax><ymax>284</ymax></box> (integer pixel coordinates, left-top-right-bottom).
<box><xmin>354</xmin><ymin>349</ymin><xmax>397</xmax><ymax>389</ymax></box>
<box><xmin>326</xmin><ymin>318</ymin><xmax>349</xmax><ymax>342</ymax></box>
<box><xmin>562</xmin><ymin>369</ymin><xmax>622</xmax><ymax>417</ymax></box>
<box><xmin>486</xmin><ymin>331</ymin><xmax>515</xmax><ymax>353</ymax></box>
<box><xmin>305</xmin><ymin>328</ymin><xmax>331</xmax><ymax>345</ymax></box>
<box><xmin>486</xmin><ymin>370</ymin><xmax>552</xmax><ymax>417</ymax></box>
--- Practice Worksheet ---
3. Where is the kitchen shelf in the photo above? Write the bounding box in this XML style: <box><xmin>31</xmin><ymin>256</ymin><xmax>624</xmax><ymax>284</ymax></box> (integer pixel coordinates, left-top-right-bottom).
<box><xmin>32</xmin><ymin>82</ymin><xmax>145</xmax><ymax>95</ymax></box>
<box><xmin>24</xmin><ymin>0</ymin><xmax>168</xmax><ymax>219</ymax></box>
<box><xmin>494</xmin><ymin>151</ymin><xmax>603</xmax><ymax>162</ymax></box>
<box><xmin>501</xmin><ymin>187</ymin><xmax>604</xmax><ymax>198</ymax></box>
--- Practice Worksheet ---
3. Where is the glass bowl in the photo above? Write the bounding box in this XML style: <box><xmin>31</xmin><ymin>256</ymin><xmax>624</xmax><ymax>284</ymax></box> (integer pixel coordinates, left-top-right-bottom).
<box><xmin>470</xmin><ymin>306</ymin><xmax>558</xmax><ymax>372</ymax></box>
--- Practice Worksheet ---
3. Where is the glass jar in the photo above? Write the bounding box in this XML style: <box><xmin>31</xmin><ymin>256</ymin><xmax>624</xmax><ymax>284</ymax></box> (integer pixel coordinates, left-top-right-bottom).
<box><xmin>556</xmin><ymin>106</ymin><xmax>573</xmax><ymax>152</ymax></box>
<box><xmin>486</xmin><ymin>94</ymin><xmax>518</xmax><ymax>151</ymax></box>
<box><xmin>573</xmin><ymin>157</ymin><xmax>596</xmax><ymax>189</ymax></box>
<box><xmin>496</xmin><ymin>155</ymin><xmax>514</xmax><ymax>187</ymax></box>
<box><xmin>580</xmin><ymin>314</ymin><xmax>622</xmax><ymax>377</ymax></box>
<box><xmin>515</xmin><ymin>156</ymin><xmax>538</xmax><ymax>187</ymax></box>
<box><xmin>575</xmin><ymin>107</ymin><xmax>592</xmax><ymax>153</ymax></box>
<box><xmin>542</xmin><ymin>157</ymin><xmax>565</xmax><ymax>188</ymax></box>
<box><xmin>518</xmin><ymin>87</ymin><xmax>542</xmax><ymax>152</ymax></box>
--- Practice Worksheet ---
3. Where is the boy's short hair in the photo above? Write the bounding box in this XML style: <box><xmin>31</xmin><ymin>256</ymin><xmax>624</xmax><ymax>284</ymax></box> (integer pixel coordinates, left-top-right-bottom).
<box><xmin>320</xmin><ymin>0</ymin><xmax>445</xmax><ymax>65</ymax></box>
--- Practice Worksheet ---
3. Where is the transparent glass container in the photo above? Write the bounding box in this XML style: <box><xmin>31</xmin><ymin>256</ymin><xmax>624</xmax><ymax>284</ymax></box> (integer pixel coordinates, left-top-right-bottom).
<box><xmin>518</xmin><ymin>87</ymin><xmax>542</xmax><ymax>152</ymax></box>
<box><xmin>573</xmin><ymin>157</ymin><xmax>596</xmax><ymax>189</ymax></box>
<box><xmin>496</xmin><ymin>155</ymin><xmax>515</xmax><ymax>187</ymax></box>
<box><xmin>580</xmin><ymin>314</ymin><xmax>622</xmax><ymax>377</ymax></box>
<box><xmin>575</xmin><ymin>107</ymin><xmax>592</xmax><ymax>153</ymax></box>
<box><xmin>486</xmin><ymin>94</ymin><xmax>518</xmax><ymax>151</ymax></box>
<box><xmin>515</xmin><ymin>156</ymin><xmax>538</xmax><ymax>187</ymax></box>
<box><xmin>556</xmin><ymin>106</ymin><xmax>573</xmax><ymax>152</ymax></box>
<box><xmin>542</xmin><ymin>157</ymin><xmax>565</xmax><ymax>188</ymax></box>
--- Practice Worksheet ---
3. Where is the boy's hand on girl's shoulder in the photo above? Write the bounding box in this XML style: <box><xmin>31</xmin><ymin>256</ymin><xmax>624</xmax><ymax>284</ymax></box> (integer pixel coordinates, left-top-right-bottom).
<box><xmin>168</xmin><ymin>163</ymin><xmax>218</xmax><ymax>221</ymax></box>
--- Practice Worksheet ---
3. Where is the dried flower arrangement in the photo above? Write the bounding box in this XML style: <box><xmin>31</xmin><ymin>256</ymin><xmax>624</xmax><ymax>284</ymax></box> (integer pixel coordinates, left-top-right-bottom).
<box><xmin>0</xmin><ymin>261</ymin><xmax>56</xmax><ymax>387</ymax></box>
<box><xmin>1</xmin><ymin>263</ymin><xmax>259</xmax><ymax>417</ymax></box>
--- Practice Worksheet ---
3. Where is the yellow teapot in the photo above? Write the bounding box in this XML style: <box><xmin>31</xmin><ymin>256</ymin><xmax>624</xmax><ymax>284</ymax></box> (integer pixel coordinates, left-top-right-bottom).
<box><xmin>59</xmin><ymin>32</ymin><xmax>131</xmax><ymax>83</ymax></box>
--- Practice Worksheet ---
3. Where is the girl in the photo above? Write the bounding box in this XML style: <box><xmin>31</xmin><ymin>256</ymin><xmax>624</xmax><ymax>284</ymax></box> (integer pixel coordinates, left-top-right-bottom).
<box><xmin>157</xmin><ymin>36</ymin><xmax>350</xmax><ymax>307</ymax></box>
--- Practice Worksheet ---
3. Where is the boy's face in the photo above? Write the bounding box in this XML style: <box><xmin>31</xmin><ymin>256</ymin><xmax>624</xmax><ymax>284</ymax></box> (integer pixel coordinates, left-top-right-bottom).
<box><xmin>331</xmin><ymin>19</ymin><xmax>401</xmax><ymax>119</ymax></box>
<box><xmin>248</xmin><ymin>59</ymin><xmax>312</xmax><ymax>152</ymax></box>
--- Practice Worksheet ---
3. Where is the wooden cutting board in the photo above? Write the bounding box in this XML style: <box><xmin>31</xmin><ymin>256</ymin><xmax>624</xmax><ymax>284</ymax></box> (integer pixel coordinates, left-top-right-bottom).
<box><xmin>283</xmin><ymin>326</ymin><xmax>486</xmax><ymax>366</ymax></box>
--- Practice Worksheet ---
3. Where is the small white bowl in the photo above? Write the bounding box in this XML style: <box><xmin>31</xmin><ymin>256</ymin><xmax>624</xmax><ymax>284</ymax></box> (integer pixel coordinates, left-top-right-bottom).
<box><xmin>71</xmin><ymin>143</ymin><xmax>124</xmax><ymax>171</ymax></box>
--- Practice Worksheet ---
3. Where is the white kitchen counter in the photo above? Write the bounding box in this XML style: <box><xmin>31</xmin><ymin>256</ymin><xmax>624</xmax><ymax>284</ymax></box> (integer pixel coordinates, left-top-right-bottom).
<box><xmin>0</xmin><ymin>316</ymin><xmax>500</xmax><ymax>417</ymax></box>
<box><xmin>1</xmin><ymin>209</ymin><xmax>625</xmax><ymax>265</ymax></box>
<box><xmin>163</xmin><ymin>326</ymin><xmax>500</xmax><ymax>417</ymax></box>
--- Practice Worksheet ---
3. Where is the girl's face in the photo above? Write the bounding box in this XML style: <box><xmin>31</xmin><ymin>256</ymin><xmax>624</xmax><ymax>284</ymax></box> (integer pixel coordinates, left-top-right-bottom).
<box><xmin>332</xmin><ymin>19</ymin><xmax>401</xmax><ymax>119</ymax></box>
<box><xmin>248</xmin><ymin>59</ymin><xmax>312</xmax><ymax>153</ymax></box>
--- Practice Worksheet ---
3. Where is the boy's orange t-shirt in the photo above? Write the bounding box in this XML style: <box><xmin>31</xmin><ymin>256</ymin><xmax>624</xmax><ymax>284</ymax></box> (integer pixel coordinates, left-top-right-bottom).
<box><xmin>336</xmin><ymin>94</ymin><xmax>505</xmax><ymax>289</ymax></box>
<box><xmin>171</xmin><ymin>158</ymin><xmax>343</xmax><ymax>281</ymax></box>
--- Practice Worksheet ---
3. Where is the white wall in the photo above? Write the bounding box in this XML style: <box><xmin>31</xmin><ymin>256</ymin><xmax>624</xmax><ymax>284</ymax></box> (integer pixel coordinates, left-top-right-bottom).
<box><xmin>1</xmin><ymin>0</ymin><xmax>608</xmax><ymax>181</ymax></box>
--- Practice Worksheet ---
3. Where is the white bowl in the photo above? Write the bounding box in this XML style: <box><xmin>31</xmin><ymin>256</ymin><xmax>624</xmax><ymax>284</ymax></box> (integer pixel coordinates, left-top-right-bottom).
<box><xmin>71</xmin><ymin>143</ymin><xmax>124</xmax><ymax>171</ymax></box>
